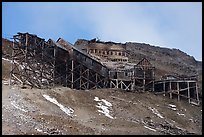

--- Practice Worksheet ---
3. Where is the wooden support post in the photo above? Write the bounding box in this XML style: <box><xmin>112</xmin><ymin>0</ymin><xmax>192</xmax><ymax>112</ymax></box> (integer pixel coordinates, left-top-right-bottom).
<box><xmin>108</xmin><ymin>71</ymin><xmax>111</xmax><ymax>88</ymax></box>
<box><xmin>187</xmin><ymin>81</ymin><xmax>190</xmax><ymax>103</ymax></box>
<box><xmin>195</xmin><ymin>82</ymin><xmax>199</xmax><ymax>105</ymax></box>
<box><xmin>87</xmin><ymin>69</ymin><xmax>89</xmax><ymax>89</ymax></box>
<box><xmin>152</xmin><ymin>70</ymin><xmax>155</xmax><ymax>92</ymax></box>
<box><xmin>119</xmin><ymin>80</ymin><xmax>122</xmax><ymax>89</ymax></box>
<box><xmin>163</xmin><ymin>81</ymin><xmax>165</xmax><ymax>96</ymax></box>
<box><xmin>22</xmin><ymin>34</ymin><xmax>28</xmax><ymax>87</ymax></box>
<box><xmin>116</xmin><ymin>79</ymin><xmax>118</xmax><ymax>89</ymax></box>
<box><xmin>177</xmin><ymin>82</ymin><xmax>180</xmax><ymax>101</ymax></box>
<box><xmin>152</xmin><ymin>82</ymin><xmax>155</xmax><ymax>92</ymax></box>
<box><xmin>132</xmin><ymin>71</ymin><xmax>135</xmax><ymax>90</ymax></box>
<box><xmin>79</xmin><ymin>64</ymin><xmax>82</xmax><ymax>90</ymax></box>
<box><xmin>169</xmin><ymin>81</ymin><xmax>172</xmax><ymax>99</ymax></box>
<box><xmin>65</xmin><ymin>61</ymin><xmax>68</xmax><ymax>87</ymax></box>
<box><xmin>143</xmin><ymin>70</ymin><xmax>146</xmax><ymax>92</ymax></box>
<box><xmin>9</xmin><ymin>40</ymin><xmax>15</xmax><ymax>88</ymax></box>
<box><xmin>96</xmin><ymin>73</ymin><xmax>98</xmax><ymax>89</ymax></box>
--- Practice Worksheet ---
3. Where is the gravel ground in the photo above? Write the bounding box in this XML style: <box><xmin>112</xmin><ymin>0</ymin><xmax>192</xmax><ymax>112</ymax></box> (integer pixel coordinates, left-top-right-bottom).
<box><xmin>2</xmin><ymin>80</ymin><xmax>202</xmax><ymax>135</ymax></box>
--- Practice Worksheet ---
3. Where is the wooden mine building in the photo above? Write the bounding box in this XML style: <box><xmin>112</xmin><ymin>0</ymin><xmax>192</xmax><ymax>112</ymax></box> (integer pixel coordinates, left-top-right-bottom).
<box><xmin>9</xmin><ymin>32</ymin><xmax>200</xmax><ymax>105</ymax></box>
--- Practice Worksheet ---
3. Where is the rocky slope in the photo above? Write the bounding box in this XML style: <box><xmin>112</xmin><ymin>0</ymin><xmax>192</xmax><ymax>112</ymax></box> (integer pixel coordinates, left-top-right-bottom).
<box><xmin>2</xmin><ymin>82</ymin><xmax>202</xmax><ymax>135</ymax></box>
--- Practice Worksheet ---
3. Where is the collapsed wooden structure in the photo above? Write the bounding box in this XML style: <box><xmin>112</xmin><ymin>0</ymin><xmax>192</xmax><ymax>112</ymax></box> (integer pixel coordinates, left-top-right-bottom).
<box><xmin>9</xmin><ymin>32</ymin><xmax>200</xmax><ymax>105</ymax></box>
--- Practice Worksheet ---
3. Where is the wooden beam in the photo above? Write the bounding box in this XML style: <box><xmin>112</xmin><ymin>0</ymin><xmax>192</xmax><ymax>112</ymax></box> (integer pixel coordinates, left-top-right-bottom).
<box><xmin>163</xmin><ymin>81</ymin><xmax>166</xmax><ymax>97</ymax></box>
<box><xmin>195</xmin><ymin>82</ymin><xmax>200</xmax><ymax>105</ymax></box>
<box><xmin>177</xmin><ymin>82</ymin><xmax>179</xmax><ymax>101</ymax></box>
<box><xmin>187</xmin><ymin>81</ymin><xmax>190</xmax><ymax>103</ymax></box>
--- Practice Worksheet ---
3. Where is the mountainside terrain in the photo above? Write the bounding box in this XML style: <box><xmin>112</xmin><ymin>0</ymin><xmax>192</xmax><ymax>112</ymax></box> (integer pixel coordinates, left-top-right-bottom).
<box><xmin>2</xmin><ymin>82</ymin><xmax>202</xmax><ymax>135</ymax></box>
<box><xmin>125</xmin><ymin>42</ymin><xmax>202</xmax><ymax>95</ymax></box>
<box><xmin>2</xmin><ymin>38</ymin><xmax>202</xmax><ymax>135</ymax></box>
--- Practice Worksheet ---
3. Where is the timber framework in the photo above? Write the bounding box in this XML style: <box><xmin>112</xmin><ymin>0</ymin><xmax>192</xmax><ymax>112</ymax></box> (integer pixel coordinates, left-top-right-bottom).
<box><xmin>9</xmin><ymin>32</ymin><xmax>200</xmax><ymax>105</ymax></box>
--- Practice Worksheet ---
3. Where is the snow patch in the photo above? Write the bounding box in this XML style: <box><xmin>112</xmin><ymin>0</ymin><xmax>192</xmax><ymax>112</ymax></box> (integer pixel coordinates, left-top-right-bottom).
<box><xmin>168</xmin><ymin>104</ymin><xmax>177</xmax><ymax>111</ymax></box>
<box><xmin>101</xmin><ymin>99</ymin><xmax>112</xmax><ymax>107</ymax></box>
<box><xmin>94</xmin><ymin>96</ymin><xmax>100</xmax><ymax>101</ymax></box>
<box><xmin>168</xmin><ymin>104</ymin><xmax>176</xmax><ymax>108</ymax></box>
<box><xmin>148</xmin><ymin>107</ymin><xmax>164</xmax><ymax>119</ymax></box>
<box><xmin>94</xmin><ymin>96</ymin><xmax>115</xmax><ymax>119</ymax></box>
<box><xmin>35</xmin><ymin>127</ymin><xmax>49</xmax><ymax>134</ymax></box>
<box><xmin>144</xmin><ymin>125</ymin><xmax>157</xmax><ymax>132</ymax></box>
<box><xmin>189</xmin><ymin>119</ymin><xmax>193</xmax><ymax>122</ymax></box>
<box><xmin>35</xmin><ymin>128</ymin><xmax>43</xmax><ymax>132</ymax></box>
<box><xmin>177</xmin><ymin>112</ymin><xmax>185</xmax><ymax>117</ymax></box>
<box><xmin>170</xmin><ymin>107</ymin><xmax>177</xmax><ymax>111</ymax></box>
<box><xmin>11</xmin><ymin>101</ymin><xmax>28</xmax><ymax>112</ymax></box>
<box><xmin>43</xmin><ymin>94</ymin><xmax>76</xmax><ymax>117</ymax></box>
<box><xmin>2</xmin><ymin>80</ymin><xmax>9</xmax><ymax>85</ymax></box>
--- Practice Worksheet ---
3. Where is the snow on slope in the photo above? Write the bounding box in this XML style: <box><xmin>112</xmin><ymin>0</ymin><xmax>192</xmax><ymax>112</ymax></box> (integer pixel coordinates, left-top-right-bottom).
<box><xmin>94</xmin><ymin>96</ymin><xmax>115</xmax><ymax>119</ymax></box>
<box><xmin>43</xmin><ymin>94</ymin><xmax>76</xmax><ymax>117</ymax></box>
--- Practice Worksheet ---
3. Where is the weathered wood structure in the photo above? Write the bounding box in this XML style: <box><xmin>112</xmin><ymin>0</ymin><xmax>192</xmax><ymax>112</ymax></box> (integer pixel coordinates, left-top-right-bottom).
<box><xmin>9</xmin><ymin>32</ymin><xmax>200</xmax><ymax>105</ymax></box>
<box><xmin>107</xmin><ymin>58</ymin><xmax>155</xmax><ymax>91</ymax></box>
<box><xmin>154</xmin><ymin>75</ymin><xmax>200</xmax><ymax>105</ymax></box>
<box><xmin>10</xmin><ymin>33</ymin><xmax>154</xmax><ymax>91</ymax></box>
<box><xmin>75</xmin><ymin>39</ymin><xmax>155</xmax><ymax>91</ymax></box>
<box><xmin>10</xmin><ymin>33</ymin><xmax>109</xmax><ymax>89</ymax></box>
